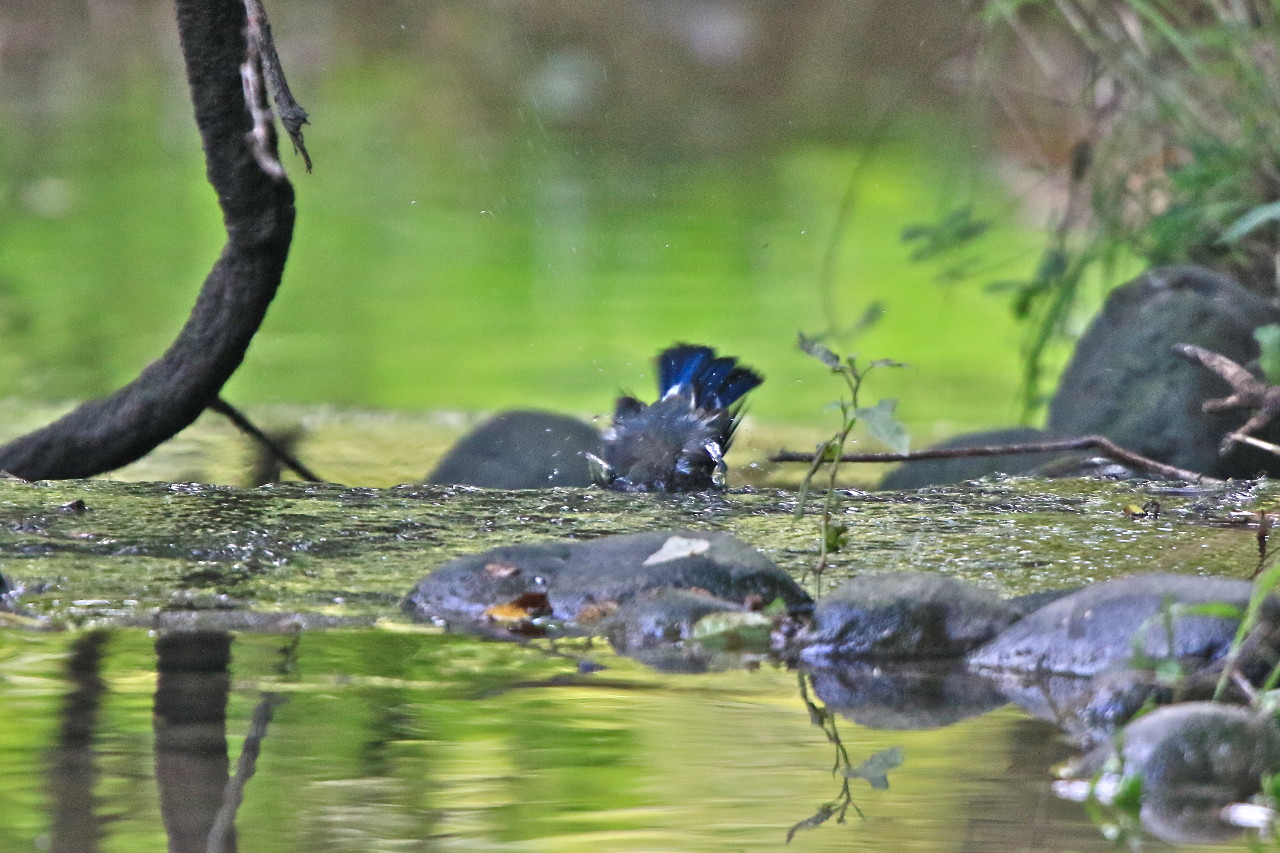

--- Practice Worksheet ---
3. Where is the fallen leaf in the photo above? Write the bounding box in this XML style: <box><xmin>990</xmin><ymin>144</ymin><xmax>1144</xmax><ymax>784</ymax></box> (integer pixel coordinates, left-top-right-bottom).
<box><xmin>643</xmin><ymin>535</ymin><xmax>711</xmax><ymax>565</ymax></box>
<box><xmin>485</xmin><ymin>562</ymin><xmax>521</xmax><ymax>577</ymax></box>
<box><xmin>482</xmin><ymin>592</ymin><xmax>551</xmax><ymax>622</ymax></box>
<box><xmin>576</xmin><ymin>600</ymin><xmax>619</xmax><ymax>623</ymax></box>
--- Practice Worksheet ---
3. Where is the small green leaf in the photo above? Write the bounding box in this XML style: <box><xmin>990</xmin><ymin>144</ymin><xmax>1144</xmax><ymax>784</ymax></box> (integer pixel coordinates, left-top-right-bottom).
<box><xmin>1112</xmin><ymin>772</ymin><xmax>1144</xmax><ymax>813</ymax></box>
<box><xmin>761</xmin><ymin>597</ymin><xmax>789</xmax><ymax>616</ymax></box>
<box><xmin>798</xmin><ymin>332</ymin><xmax>841</xmax><ymax>370</ymax></box>
<box><xmin>1173</xmin><ymin>601</ymin><xmax>1244</xmax><ymax>621</ymax></box>
<box><xmin>823</xmin><ymin>520</ymin><xmax>848</xmax><ymax>553</ymax></box>
<box><xmin>1255</xmin><ymin>324</ymin><xmax>1280</xmax><ymax>385</ymax></box>
<box><xmin>844</xmin><ymin>746</ymin><xmax>904</xmax><ymax>789</ymax></box>
<box><xmin>787</xmin><ymin>804</ymin><xmax>835</xmax><ymax>843</ymax></box>
<box><xmin>690</xmin><ymin>610</ymin><xmax>773</xmax><ymax>651</ymax></box>
<box><xmin>856</xmin><ymin>399</ymin><xmax>910</xmax><ymax>454</ymax></box>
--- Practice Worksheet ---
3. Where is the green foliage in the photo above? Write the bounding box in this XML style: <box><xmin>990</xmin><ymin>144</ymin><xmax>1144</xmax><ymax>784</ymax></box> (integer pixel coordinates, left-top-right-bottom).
<box><xmin>1255</xmin><ymin>325</ymin><xmax>1280</xmax><ymax>386</ymax></box>
<box><xmin>844</xmin><ymin>746</ymin><xmax>905</xmax><ymax>790</ymax></box>
<box><xmin>978</xmin><ymin>0</ymin><xmax>1280</xmax><ymax>411</ymax></box>
<box><xmin>901</xmin><ymin>207</ymin><xmax>993</xmax><ymax>282</ymax></box>
<box><xmin>794</xmin><ymin>332</ymin><xmax>907</xmax><ymax>594</ymax></box>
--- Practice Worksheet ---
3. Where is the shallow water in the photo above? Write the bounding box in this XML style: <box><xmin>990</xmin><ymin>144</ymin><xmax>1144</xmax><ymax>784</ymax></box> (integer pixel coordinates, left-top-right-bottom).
<box><xmin>0</xmin><ymin>627</ymin><xmax>1176</xmax><ymax>852</ymax></box>
<box><xmin>0</xmin><ymin>472</ymin><xmax>1274</xmax><ymax>849</ymax></box>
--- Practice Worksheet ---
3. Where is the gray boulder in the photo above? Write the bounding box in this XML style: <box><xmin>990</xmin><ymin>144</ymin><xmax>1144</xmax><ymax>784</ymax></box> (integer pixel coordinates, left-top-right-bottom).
<box><xmin>1047</xmin><ymin>265</ymin><xmax>1280</xmax><ymax>479</ymax></box>
<box><xmin>791</xmin><ymin>571</ymin><xmax>1020</xmax><ymax>660</ymax></box>
<box><xmin>968</xmin><ymin>573</ymin><xmax>1278</xmax><ymax>676</ymax></box>
<box><xmin>879</xmin><ymin>265</ymin><xmax>1280</xmax><ymax>489</ymax></box>
<box><xmin>1068</xmin><ymin>702</ymin><xmax>1280</xmax><ymax>844</ymax></box>
<box><xmin>425</xmin><ymin>409</ymin><xmax>599</xmax><ymax>488</ymax></box>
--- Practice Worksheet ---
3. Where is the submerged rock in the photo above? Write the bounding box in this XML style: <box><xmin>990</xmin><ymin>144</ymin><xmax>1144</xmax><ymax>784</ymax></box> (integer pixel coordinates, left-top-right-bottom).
<box><xmin>603</xmin><ymin>588</ymin><xmax>750</xmax><ymax>653</ymax></box>
<box><xmin>402</xmin><ymin>530</ymin><xmax>810</xmax><ymax>637</ymax></box>
<box><xmin>989</xmin><ymin>664</ymin><xmax>1183</xmax><ymax>747</ymax></box>
<box><xmin>425</xmin><ymin>409</ymin><xmax>599</xmax><ymax>489</ymax></box>
<box><xmin>805</xmin><ymin>660</ymin><xmax>1007</xmax><ymax>729</ymax></box>
<box><xmin>790</xmin><ymin>572</ymin><xmax>1020</xmax><ymax>661</ymax></box>
<box><xmin>1066</xmin><ymin>702</ymin><xmax>1280</xmax><ymax>844</ymax></box>
<box><xmin>968</xmin><ymin>574</ymin><xmax>1278</xmax><ymax>677</ymax></box>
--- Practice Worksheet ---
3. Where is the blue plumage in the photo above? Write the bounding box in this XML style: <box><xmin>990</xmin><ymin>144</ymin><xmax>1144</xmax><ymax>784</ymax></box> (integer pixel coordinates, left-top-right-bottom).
<box><xmin>590</xmin><ymin>343</ymin><xmax>763</xmax><ymax>492</ymax></box>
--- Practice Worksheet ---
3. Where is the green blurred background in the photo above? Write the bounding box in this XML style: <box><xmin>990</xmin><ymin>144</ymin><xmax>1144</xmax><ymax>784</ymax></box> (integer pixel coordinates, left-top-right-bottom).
<box><xmin>0</xmin><ymin>0</ymin><xmax>1077</xmax><ymax>465</ymax></box>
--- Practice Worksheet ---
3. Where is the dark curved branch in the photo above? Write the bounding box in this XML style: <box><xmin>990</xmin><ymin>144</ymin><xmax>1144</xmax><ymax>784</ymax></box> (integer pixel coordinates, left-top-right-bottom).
<box><xmin>0</xmin><ymin>0</ymin><xmax>296</xmax><ymax>480</ymax></box>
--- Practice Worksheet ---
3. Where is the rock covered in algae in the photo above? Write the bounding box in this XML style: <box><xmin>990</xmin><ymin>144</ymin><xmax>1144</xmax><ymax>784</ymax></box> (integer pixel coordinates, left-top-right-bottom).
<box><xmin>789</xmin><ymin>571</ymin><xmax>1021</xmax><ymax>660</ymax></box>
<box><xmin>402</xmin><ymin>529</ymin><xmax>810</xmax><ymax>635</ymax></box>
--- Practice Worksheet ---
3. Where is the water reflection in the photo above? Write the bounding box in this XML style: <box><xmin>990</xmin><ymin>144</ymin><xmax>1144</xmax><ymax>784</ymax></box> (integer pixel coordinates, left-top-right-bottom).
<box><xmin>19</xmin><ymin>627</ymin><xmax>1259</xmax><ymax>851</ymax></box>
<box><xmin>153</xmin><ymin>632</ymin><xmax>236</xmax><ymax>853</ymax></box>
<box><xmin>47</xmin><ymin>630</ymin><xmax>108</xmax><ymax>853</ymax></box>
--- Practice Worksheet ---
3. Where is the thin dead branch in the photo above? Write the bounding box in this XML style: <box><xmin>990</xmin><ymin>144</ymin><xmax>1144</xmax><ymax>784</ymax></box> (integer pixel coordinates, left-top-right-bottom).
<box><xmin>771</xmin><ymin>434</ymin><xmax>1217</xmax><ymax>484</ymax></box>
<box><xmin>1173</xmin><ymin>342</ymin><xmax>1280</xmax><ymax>453</ymax></box>
<box><xmin>209</xmin><ymin>397</ymin><xmax>323</xmax><ymax>483</ymax></box>
<box><xmin>243</xmin><ymin>0</ymin><xmax>312</xmax><ymax>171</ymax></box>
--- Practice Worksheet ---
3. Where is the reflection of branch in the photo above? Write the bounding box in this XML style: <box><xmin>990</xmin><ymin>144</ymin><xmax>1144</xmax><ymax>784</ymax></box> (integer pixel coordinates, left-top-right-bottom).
<box><xmin>773</xmin><ymin>435</ymin><xmax>1215</xmax><ymax>483</ymax></box>
<box><xmin>788</xmin><ymin>673</ymin><xmax>862</xmax><ymax>843</ymax></box>
<box><xmin>1173</xmin><ymin>343</ymin><xmax>1280</xmax><ymax>453</ymax></box>
<box><xmin>788</xmin><ymin>673</ymin><xmax>906</xmax><ymax>843</ymax></box>
<box><xmin>205</xmin><ymin>692</ymin><xmax>288</xmax><ymax>853</ymax></box>
<box><xmin>48</xmin><ymin>631</ymin><xmax>110</xmax><ymax>853</ymax></box>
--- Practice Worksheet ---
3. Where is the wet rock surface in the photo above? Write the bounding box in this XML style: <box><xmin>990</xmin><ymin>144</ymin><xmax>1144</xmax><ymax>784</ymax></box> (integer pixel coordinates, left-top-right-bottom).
<box><xmin>402</xmin><ymin>529</ymin><xmax>810</xmax><ymax>635</ymax></box>
<box><xmin>966</xmin><ymin>573</ymin><xmax>1275</xmax><ymax>676</ymax></box>
<box><xmin>425</xmin><ymin>409</ymin><xmax>599</xmax><ymax>488</ymax></box>
<box><xmin>1067</xmin><ymin>703</ymin><xmax>1280</xmax><ymax>844</ymax></box>
<box><xmin>791</xmin><ymin>571</ymin><xmax>1020</xmax><ymax>660</ymax></box>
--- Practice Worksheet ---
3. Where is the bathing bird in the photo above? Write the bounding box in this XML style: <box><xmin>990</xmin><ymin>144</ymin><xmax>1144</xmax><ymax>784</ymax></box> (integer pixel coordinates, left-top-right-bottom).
<box><xmin>588</xmin><ymin>343</ymin><xmax>762</xmax><ymax>492</ymax></box>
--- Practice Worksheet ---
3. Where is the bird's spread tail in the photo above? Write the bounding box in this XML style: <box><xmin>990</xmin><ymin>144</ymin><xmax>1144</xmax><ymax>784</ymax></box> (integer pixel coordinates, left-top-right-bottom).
<box><xmin>657</xmin><ymin>344</ymin><xmax>762</xmax><ymax>410</ymax></box>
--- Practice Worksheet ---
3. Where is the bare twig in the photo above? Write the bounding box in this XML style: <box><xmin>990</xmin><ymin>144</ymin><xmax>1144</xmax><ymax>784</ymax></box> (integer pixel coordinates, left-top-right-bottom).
<box><xmin>1173</xmin><ymin>342</ymin><xmax>1280</xmax><ymax>452</ymax></box>
<box><xmin>239</xmin><ymin>36</ymin><xmax>286</xmax><ymax>180</ymax></box>
<box><xmin>243</xmin><ymin>0</ymin><xmax>312</xmax><ymax>171</ymax></box>
<box><xmin>210</xmin><ymin>397</ymin><xmax>324</xmax><ymax>482</ymax></box>
<box><xmin>771</xmin><ymin>434</ymin><xmax>1217</xmax><ymax>483</ymax></box>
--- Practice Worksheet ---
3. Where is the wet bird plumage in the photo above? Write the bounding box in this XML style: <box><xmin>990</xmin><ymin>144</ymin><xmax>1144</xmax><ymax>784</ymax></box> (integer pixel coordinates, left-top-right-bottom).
<box><xmin>590</xmin><ymin>344</ymin><xmax>763</xmax><ymax>492</ymax></box>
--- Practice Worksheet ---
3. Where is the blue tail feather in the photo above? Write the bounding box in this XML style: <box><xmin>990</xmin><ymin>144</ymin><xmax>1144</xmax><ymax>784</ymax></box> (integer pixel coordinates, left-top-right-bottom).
<box><xmin>658</xmin><ymin>344</ymin><xmax>715</xmax><ymax>395</ymax></box>
<box><xmin>656</xmin><ymin>344</ymin><xmax>762</xmax><ymax>409</ymax></box>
